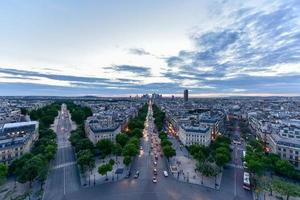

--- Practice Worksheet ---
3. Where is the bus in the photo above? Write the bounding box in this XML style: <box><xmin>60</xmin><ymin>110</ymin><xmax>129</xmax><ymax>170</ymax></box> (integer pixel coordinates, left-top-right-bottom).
<box><xmin>243</xmin><ymin>172</ymin><xmax>251</xmax><ymax>190</ymax></box>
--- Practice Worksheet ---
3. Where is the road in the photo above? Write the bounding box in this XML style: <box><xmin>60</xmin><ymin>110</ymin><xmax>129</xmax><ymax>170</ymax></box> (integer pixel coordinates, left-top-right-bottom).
<box><xmin>230</xmin><ymin>120</ymin><xmax>252</xmax><ymax>199</ymax></box>
<box><xmin>64</xmin><ymin>102</ymin><xmax>252</xmax><ymax>200</ymax></box>
<box><xmin>43</xmin><ymin>104</ymin><xmax>80</xmax><ymax>200</ymax></box>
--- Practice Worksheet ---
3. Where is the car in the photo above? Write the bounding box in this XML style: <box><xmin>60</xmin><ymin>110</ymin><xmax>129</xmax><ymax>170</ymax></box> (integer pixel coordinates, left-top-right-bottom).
<box><xmin>155</xmin><ymin>155</ymin><xmax>158</xmax><ymax>160</ymax></box>
<box><xmin>134</xmin><ymin>170</ymin><xmax>140</xmax><ymax>178</ymax></box>
<box><xmin>163</xmin><ymin>171</ymin><xmax>168</xmax><ymax>177</ymax></box>
<box><xmin>153</xmin><ymin>161</ymin><xmax>157</xmax><ymax>165</ymax></box>
<box><xmin>152</xmin><ymin>177</ymin><xmax>157</xmax><ymax>183</ymax></box>
<box><xmin>153</xmin><ymin>168</ymin><xmax>157</xmax><ymax>175</ymax></box>
<box><xmin>140</xmin><ymin>146</ymin><xmax>143</xmax><ymax>150</ymax></box>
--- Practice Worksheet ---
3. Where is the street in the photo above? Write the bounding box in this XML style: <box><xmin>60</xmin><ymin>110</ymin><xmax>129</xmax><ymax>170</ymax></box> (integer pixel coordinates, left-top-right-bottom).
<box><xmin>43</xmin><ymin>104</ymin><xmax>80</xmax><ymax>200</ymax></box>
<box><xmin>64</xmin><ymin>103</ymin><xmax>252</xmax><ymax>200</ymax></box>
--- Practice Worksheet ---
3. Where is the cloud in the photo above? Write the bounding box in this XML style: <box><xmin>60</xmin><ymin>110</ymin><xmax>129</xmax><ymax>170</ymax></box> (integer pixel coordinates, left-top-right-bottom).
<box><xmin>128</xmin><ymin>48</ymin><xmax>151</xmax><ymax>56</ymax></box>
<box><xmin>162</xmin><ymin>0</ymin><xmax>300</xmax><ymax>94</ymax></box>
<box><xmin>105</xmin><ymin>65</ymin><xmax>151</xmax><ymax>76</ymax></box>
<box><xmin>1</xmin><ymin>0</ymin><xmax>300</xmax><ymax>96</ymax></box>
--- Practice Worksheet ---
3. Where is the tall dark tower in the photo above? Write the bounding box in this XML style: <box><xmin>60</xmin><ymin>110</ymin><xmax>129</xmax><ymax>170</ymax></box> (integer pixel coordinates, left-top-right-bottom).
<box><xmin>184</xmin><ymin>89</ymin><xmax>188</xmax><ymax>102</ymax></box>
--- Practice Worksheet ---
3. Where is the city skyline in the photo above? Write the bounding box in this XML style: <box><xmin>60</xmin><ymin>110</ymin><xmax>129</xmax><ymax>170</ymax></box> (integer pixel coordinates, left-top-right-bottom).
<box><xmin>1</xmin><ymin>0</ymin><xmax>300</xmax><ymax>96</ymax></box>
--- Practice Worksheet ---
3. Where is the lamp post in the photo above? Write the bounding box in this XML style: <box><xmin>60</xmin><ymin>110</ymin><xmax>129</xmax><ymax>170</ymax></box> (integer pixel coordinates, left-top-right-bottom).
<box><xmin>93</xmin><ymin>174</ymin><xmax>96</xmax><ymax>186</ymax></box>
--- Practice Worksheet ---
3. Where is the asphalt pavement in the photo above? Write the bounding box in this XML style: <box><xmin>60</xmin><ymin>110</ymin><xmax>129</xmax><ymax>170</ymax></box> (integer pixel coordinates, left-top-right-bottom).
<box><xmin>43</xmin><ymin>104</ymin><xmax>80</xmax><ymax>200</ymax></box>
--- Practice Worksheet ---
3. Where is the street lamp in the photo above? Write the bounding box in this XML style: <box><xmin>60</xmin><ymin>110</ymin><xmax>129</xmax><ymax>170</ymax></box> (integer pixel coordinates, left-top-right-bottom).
<box><xmin>94</xmin><ymin>174</ymin><xmax>96</xmax><ymax>186</ymax></box>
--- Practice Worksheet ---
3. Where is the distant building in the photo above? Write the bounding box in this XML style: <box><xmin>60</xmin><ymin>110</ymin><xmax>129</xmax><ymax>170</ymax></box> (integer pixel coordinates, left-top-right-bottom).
<box><xmin>85</xmin><ymin>116</ymin><xmax>121</xmax><ymax>144</ymax></box>
<box><xmin>0</xmin><ymin>121</ymin><xmax>39</xmax><ymax>164</ymax></box>
<box><xmin>184</xmin><ymin>89</ymin><xmax>188</xmax><ymax>102</ymax></box>
<box><xmin>178</xmin><ymin>124</ymin><xmax>211</xmax><ymax>146</ymax></box>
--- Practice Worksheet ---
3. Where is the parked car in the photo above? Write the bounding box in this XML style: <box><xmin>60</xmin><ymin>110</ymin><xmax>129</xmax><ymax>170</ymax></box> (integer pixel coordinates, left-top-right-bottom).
<box><xmin>153</xmin><ymin>168</ymin><xmax>157</xmax><ymax>175</ymax></box>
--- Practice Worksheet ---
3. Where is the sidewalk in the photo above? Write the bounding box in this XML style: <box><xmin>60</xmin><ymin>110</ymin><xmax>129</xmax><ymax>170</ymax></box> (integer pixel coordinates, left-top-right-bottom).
<box><xmin>0</xmin><ymin>177</ymin><xmax>43</xmax><ymax>200</ymax></box>
<box><xmin>254</xmin><ymin>191</ymin><xmax>300</xmax><ymax>200</ymax></box>
<box><xmin>168</xmin><ymin>136</ymin><xmax>222</xmax><ymax>190</ymax></box>
<box><xmin>80</xmin><ymin>156</ymin><xmax>128</xmax><ymax>187</ymax></box>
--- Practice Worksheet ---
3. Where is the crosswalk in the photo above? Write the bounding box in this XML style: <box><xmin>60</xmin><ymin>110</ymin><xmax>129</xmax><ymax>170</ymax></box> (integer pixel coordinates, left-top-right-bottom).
<box><xmin>53</xmin><ymin>161</ymin><xmax>76</xmax><ymax>169</ymax></box>
<box><xmin>227</xmin><ymin>163</ymin><xmax>244</xmax><ymax>169</ymax></box>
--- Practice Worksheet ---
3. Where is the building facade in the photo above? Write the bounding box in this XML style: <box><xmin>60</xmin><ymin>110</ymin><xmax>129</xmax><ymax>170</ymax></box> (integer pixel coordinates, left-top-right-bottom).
<box><xmin>178</xmin><ymin>124</ymin><xmax>211</xmax><ymax>146</ymax></box>
<box><xmin>0</xmin><ymin>121</ymin><xmax>39</xmax><ymax>164</ymax></box>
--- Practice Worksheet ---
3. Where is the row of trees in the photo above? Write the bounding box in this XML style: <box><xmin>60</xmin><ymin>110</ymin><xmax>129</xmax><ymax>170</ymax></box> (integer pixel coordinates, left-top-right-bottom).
<box><xmin>158</xmin><ymin>132</ymin><xmax>176</xmax><ymax>160</ymax></box>
<box><xmin>66</xmin><ymin>102</ymin><xmax>94</xmax><ymax>173</ymax></box>
<box><xmin>152</xmin><ymin>104</ymin><xmax>176</xmax><ymax>160</ymax></box>
<box><xmin>188</xmin><ymin>136</ymin><xmax>232</xmax><ymax>185</ymax></box>
<box><xmin>9</xmin><ymin>103</ymin><xmax>60</xmax><ymax>188</ymax></box>
<box><xmin>120</xmin><ymin>103</ymin><xmax>148</xmax><ymax>166</ymax></box>
<box><xmin>70</xmin><ymin>103</ymin><xmax>148</xmax><ymax>173</ymax></box>
<box><xmin>91</xmin><ymin>103</ymin><xmax>149</xmax><ymax>178</ymax></box>
<box><xmin>152</xmin><ymin>104</ymin><xmax>165</xmax><ymax>132</ymax></box>
<box><xmin>244</xmin><ymin>140</ymin><xmax>300</xmax><ymax>180</ymax></box>
<box><xmin>244</xmin><ymin>139</ymin><xmax>300</xmax><ymax>199</ymax></box>
<box><xmin>255</xmin><ymin>176</ymin><xmax>300</xmax><ymax>200</ymax></box>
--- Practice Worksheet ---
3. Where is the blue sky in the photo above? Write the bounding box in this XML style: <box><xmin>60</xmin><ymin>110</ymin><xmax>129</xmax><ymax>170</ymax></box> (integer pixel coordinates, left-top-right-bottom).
<box><xmin>0</xmin><ymin>0</ymin><xmax>300</xmax><ymax>96</ymax></box>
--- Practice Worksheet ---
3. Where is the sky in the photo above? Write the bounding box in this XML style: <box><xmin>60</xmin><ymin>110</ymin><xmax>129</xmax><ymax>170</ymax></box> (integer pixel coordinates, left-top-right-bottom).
<box><xmin>0</xmin><ymin>0</ymin><xmax>300</xmax><ymax>96</ymax></box>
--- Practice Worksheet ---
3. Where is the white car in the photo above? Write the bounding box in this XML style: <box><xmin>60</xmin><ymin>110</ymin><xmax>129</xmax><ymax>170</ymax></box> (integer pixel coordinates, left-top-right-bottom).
<box><xmin>163</xmin><ymin>171</ymin><xmax>168</xmax><ymax>177</ymax></box>
<box><xmin>152</xmin><ymin>177</ymin><xmax>157</xmax><ymax>183</ymax></box>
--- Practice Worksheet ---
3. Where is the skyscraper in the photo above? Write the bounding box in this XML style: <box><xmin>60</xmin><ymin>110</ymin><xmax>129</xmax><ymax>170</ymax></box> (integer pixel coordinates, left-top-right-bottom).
<box><xmin>184</xmin><ymin>89</ymin><xmax>188</xmax><ymax>102</ymax></box>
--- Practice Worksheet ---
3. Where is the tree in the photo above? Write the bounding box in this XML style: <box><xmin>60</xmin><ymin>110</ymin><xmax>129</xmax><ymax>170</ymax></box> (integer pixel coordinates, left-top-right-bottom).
<box><xmin>112</xmin><ymin>143</ymin><xmax>123</xmax><ymax>157</ymax></box>
<box><xmin>123</xmin><ymin>143</ymin><xmax>139</xmax><ymax>157</ymax></box>
<box><xmin>74</xmin><ymin>138</ymin><xmax>94</xmax><ymax>153</ymax></box>
<box><xmin>196</xmin><ymin>161</ymin><xmax>219</xmax><ymax>185</ymax></box>
<box><xmin>0</xmin><ymin>164</ymin><xmax>8</xmax><ymax>185</ymax></box>
<box><xmin>163</xmin><ymin>145</ymin><xmax>176</xmax><ymax>160</ymax></box>
<box><xmin>98</xmin><ymin>163</ymin><xmax>113</xmax><ymax>180</ymax></box>
<box><xmin>18</xmin><ymin>155</ymin><xmax>46</xmax><ymax>187</ymax></box>
<box><xmin>20</xmin><ymin>108</ymin><xmax>28</xmax><ymax>115</ymax></box>
<box><xmin>116</xmin><ymin>134</ymin><xmax>129</xmax><ymax>147</ymax></box>
<box><xmin>272</xmin><ymin>178</ymin><xmax>300</xmax><ymax>200</ymax></box>
<box><xmin>274</xmin><ymin>159</ymin><xmax>295</xmax><ymax>178</ymax></box>
<box><xmin>161</xmin><ymin>139</ymin><xmax>172</xmax><ymax>147</ymax></box>
<box><xmin>128</xmin><ymin>137</ymin><xmax>139</xmax><ymax>148</ymax></box>
<box><xmin>256</xmin><ymin>176</ymin><xmax>273</xmax><ymax>199</ymax></box>
<box><xmin>215</xmin><ymin>152</ymin><xmax>231</xmax><ymax>167</ymax></box>
<box><xmin>130</xmin><ymin>128</ymin><xmax>143</xmax><ymax>138</ymax></box>
<box><xmin>77</xmin><ymin>149</ymin><xmax>95</xmax><ymax>173</ymax></box>
<box><xmin>246</xmin><ymin>159</ymin><xmax>265</xmax><ymax>176</ymax></box>
<box><xmin>96</xmin><ymin>139</ymin><xmax>114</xmax><ymax>157</ymax></box>
<box><xmin>123</xmin><ymin>156</ymin><xmax>131</xmax><ymax>167</ymax></box>
<box><xmin>109</xmin><ymin>159</ymin><xmax>115</xmax><ymax>166</ymax></box>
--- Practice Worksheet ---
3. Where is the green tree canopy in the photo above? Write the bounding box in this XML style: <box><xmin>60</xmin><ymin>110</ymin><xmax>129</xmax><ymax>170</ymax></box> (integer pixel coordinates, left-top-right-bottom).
<box><xmin>0</xmin><ymin>164</ymin><xmax>8</xmax><ymax>185</ymax></box>
<box><xmin>116</xmin><ymin>133</ymin><xmax>129</xmax><ymax>147</ymax></box>
<box><xmin>272</xmin><ymin>178</ymin><xmax>300</xmax><ymax>200</ymax></box>
<box><xmin>96</xmin><ymin>139</ymin><xmax>114</xmax><ymax>157</ymax></box>
<box><xmin>163</xmin><ymin>145</ymin><xmax>176</xmax><ymax>160</ymax></box>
